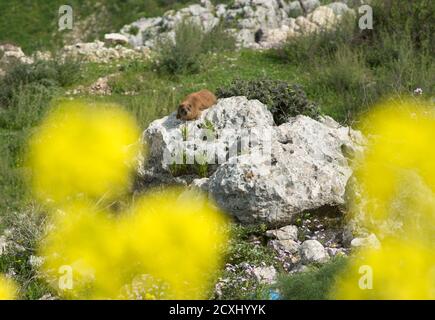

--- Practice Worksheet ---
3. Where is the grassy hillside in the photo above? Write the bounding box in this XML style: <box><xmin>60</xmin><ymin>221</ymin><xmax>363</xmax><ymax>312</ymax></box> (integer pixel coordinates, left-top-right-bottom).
<box><xmin>0</xmin><ymin>0</ymin><xmax>197</xmax><ymax>53</ymax></box>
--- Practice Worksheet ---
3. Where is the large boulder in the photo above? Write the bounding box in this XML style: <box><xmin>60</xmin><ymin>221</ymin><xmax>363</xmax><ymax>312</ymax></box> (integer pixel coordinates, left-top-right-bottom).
<box><xmin>142</xmin><ymin>96</ymin><xmax>274</xmax><ymax>180</ymax></box>
<box><xmin>208</xmin><ymin>114</ymin><xmax>364</xmax><ymax>225</ymax></box>
<box><xmin>0</xmin><ymin>44</ymin><xmax>33</xmax><ymax>65</ymax></box>
<box><xmin>141</xmin><ymin>96</ymin><xmax>365</xmax><ymax>226</ymax></box>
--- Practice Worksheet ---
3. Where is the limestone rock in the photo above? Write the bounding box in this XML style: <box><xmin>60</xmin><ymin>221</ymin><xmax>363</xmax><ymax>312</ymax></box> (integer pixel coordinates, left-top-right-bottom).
<box><xmin>351</xmin><ymin>233</ymin><xmax>381</xmax><ymax>250</ymax></box>
<box><xmin>208</xmin><ymin>114</ymin><xmax>364</xmax><ymax>225</ymax></box>
<box><xmin>104</xmin><ymin>33</ymin><xmax>129</xmax><ymax>45</ymax></box>
<box><xmin>142</xmin><ymin>96</ymin><xmax>365</xmax><ymax>226</ymax></box>
<box><xmin>266</xmin><ymin>225</ymin><xmax>298</xmax><ymax>241</ymax></box>
<box><xmin>300</xmin><ymin>240</ymin><xmax>329</xmax><ymax>263</ymax></box>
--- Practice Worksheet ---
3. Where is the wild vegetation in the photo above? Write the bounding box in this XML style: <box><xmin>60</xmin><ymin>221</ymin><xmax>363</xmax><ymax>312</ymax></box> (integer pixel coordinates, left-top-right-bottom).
<box><xmin>0</xmin><ymin>0</ymin><xmax>433</xmax><ymax>299</ymax></box>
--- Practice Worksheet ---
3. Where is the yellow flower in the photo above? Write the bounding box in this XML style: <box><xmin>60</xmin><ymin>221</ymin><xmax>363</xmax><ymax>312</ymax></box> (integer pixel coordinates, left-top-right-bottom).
<box><xmin>335</xmin><ymin>100</ymin><xmax>435</xmax><ymax>300</ymax></box>
<box><xmin>354</xmin><ymin>100</ymin><xmax>435</xmax><ymax>228</ymax></box>
<box><xmin>333</xmin><ymin>239</ymin><xmax>435</xmax><ymax>299</ymax></box>
<box><xmin>27</xmin><ymin>100</ymin><xmax>141</xmax><ymax>205</ymax></box>
<box><xmin>38</xmin><ymin>189</ymin><xmax>228</xmax><ymax>300</ymax></box>
<box><xmin>0</xmin><ymin>275</ymin><xmax>17</xmax><ymax>300</ymax></box>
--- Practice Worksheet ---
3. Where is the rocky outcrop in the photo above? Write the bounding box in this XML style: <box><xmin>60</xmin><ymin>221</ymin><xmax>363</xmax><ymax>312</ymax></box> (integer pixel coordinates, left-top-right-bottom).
<box><xmin>0</xmin><ymin>44</ymin><xmax>34</xmax><ymax>66</ymax></box>
<box><xmin>104</xmin><ymin>33</ymin><xmax>129</xmax><ymax>46</ymax></box>
<box><xmin>120</xmin><ymin>0</ymin><xmax>356</xmax><ymax>50</ymax></box>
<box><xmin>0</xmin><ymin>40</ymin><xmax>150</xmax><ymax>71</ymax></box>
<box><xmin>60</xmin><ymin>40</ymin><xmax>150</xmax><ymax>63</ymax></box>
<box><xmin>141</xmin><ymin>96</ymin><xmax>365</xmax><ymax>226</ymax></box>
<box><xmin>208</xmin><ymin>114</ymin><xmax>364</xmax><ymax>225</ymax></box>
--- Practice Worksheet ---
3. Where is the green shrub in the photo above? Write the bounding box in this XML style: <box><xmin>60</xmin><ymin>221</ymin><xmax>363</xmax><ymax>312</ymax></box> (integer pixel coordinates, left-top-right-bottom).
<box><xmin>270</xmin><ymin>0</ymin><xmax>435</xmax><ymax>124</ymax></box>
<box><xmin>370</xmin><ymin>0</ymin><xmax>434</xmax><ymax>53</ymax></box>
<box><xmin>0</xmin><ymin>58</ymin><xmax>80</xmax><ymax>105</ymax></box>
<box><xmin>277</xmin><ymin>256</ymin><xmax>348</xmax><ymax>300</ymax></box>
<box><xmin>0</xmin><ymin>84</ymin><xmax>56</xmax><ymax>130</ymax></box>
<box><xmin>0</xmin><ymin>130</ymin><xmax>29</xmax><ymax>213</ymax></box>
<box><xmin>226</xmin><ymin>224</ymin><xmax>275</xmax><ymax>266</ymax></box>
<box><xmin>155</xmin><ymin>20</ymin><xmax>236</xmax><ymax>75</ymax></box>
<box><xmin>216</xmin><ymin>78</ymin><xmax>320</xmax><ymax>125</ymax></box>
<box><xmin>316</xmin><ymin>47</ymin><xmax>370</xmax><ymax>92</ymax></box>
<box><xmin>155</xmin><ymin>20</ymin><xmax>204</xmax><ymax>75</ymax></box>
<box><xmin>273</xmin><ymin>14</ymin><xmax>356</xmax><ymax>63</ymax></box>
<box><xmin>201</xmin><ymin>23</ymin><xmax>236</xmax><ymax>53</ymax></box>
<box><xmin>0</xmin><ymin>205</ymin><xmax>51</xmax><ymax>299</ymax></box>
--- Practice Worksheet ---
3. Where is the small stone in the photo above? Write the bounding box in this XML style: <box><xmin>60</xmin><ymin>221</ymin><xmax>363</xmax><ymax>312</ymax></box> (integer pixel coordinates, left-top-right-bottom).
<box><xmin>266</xmin><ymin>225</ymin><xmax>298</xmax><ymax>241</ymax></box>
<box><xmin>104</xmin><ymin>33</ymin><xmax>129</xmax><ymax>45</ymax></box>
<box><xmin>251</xmin><ymin>266</ymin><xmax>277</xmax><ymax>284</ymax></box>
<box><xmin>271</xmin><ymin>239</ymin><xmax>301</xmax><ymax>255</ymax></box>
<box><xmin>300</xmin><ymin>240</ymin><xmax>329</xmax><ymax>264</ymax></box>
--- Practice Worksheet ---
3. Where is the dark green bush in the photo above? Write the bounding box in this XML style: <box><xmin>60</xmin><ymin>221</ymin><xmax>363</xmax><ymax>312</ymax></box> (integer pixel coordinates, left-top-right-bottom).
<box><xmin>155</xmin><ymin>20</ymin><xmax>235</xmax><ymax>75</ymax></box>
<box><xmin>216</xmin><ymin>78</ymin><xmax>320</xmax><ymax>125</ymax></box>
<box><xmin>277</xmin><ymin>256</ymin><xmax>348</xmax><ymax>300</ymax></box>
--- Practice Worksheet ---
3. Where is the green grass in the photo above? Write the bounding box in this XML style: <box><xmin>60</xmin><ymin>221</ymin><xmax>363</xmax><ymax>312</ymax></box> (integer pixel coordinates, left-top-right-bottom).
<box><xmin>0</xmin><ymin>58</ymin><xmax>82</xmax><ymax>298</ymax></box>
<box><xmin>276</xmin><ymin>257</ymin><xmax>348</xmax><ymax>300</ymax></box>
<box><xmin>214</xmin><ymin>223</ymin><xmax>277</xmax><ymax>300</ymax></box>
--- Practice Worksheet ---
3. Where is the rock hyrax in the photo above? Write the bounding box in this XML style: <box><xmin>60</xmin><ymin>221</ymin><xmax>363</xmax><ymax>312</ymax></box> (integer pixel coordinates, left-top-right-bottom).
<box><xmin>177</xmin><ymin>89</ymin><xmax>217</xmax><ymax>121</ymax></box>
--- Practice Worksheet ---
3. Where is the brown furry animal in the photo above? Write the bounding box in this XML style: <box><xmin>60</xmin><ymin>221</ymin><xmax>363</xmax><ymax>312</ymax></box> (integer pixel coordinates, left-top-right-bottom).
<box><xmin>176</xmin><ymin>89</ymin><xmax>217</xmax><ymax>121</ymax></box>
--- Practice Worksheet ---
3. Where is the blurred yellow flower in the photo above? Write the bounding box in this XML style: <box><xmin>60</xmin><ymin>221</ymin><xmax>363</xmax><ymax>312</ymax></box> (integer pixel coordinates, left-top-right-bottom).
<box><xmin>38</xmin><ymin>189</ymin><xmax>228</xmax><ymax>300</ymax></box>
<box><xmin>0</xmin><ymin>275</ymin><xmax>17</xmax><ymax>300</ymax></box>
<box><xmin>335</xmin><ymin>99</ymin><xmax>435</xmax><ymax>300</ymax></box>
<box><xmin>27</xmin><ymin>100</ymin><xmax>141</xmax><ymax>204</ymax></box>
<box><xmin>333</xmin><ymin>240</ymin><xmax>435</xmax><ymax>299</ymax></box>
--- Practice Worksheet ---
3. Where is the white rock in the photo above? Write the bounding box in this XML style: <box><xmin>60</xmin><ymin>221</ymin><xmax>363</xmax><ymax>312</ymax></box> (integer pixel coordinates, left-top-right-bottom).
<box><xmin>259</xmin><ymin>25</ymin><xmax>290</xmax><ymax>48</ymax></box>
<box><xmin>301</xmin><ymin>0</ymin><xmax>321</xmax><ymax>13</ymax></box>
<box><xmin>295</xmin><ymin>16</ymin><xmax>318</xmax><ymax>34</ymax></box>
<box><xmin>307</xmin><ymin>6</ymin><xmax>338</xmax><ymax>28</ymax></box>
<box><xmin>351</xmin><ymin>233</ymin><xmax>381</xmax><ymax>250</ymax></box>
<box><xmin>142</xmin><ymin>96</ymin><xmax>364</xmax><ymax>225</ymax></box>
<box><xmin>120</xmin><ymin>0</ymin><xmax>301</xmax><ymax>49</ymax></box>
<box><xmin>191</xmin><ymin>178</ymin><xmax>210</xmax><ymax>193</ymax></box>
<box><xmin>269</xmin><ymin>239</ymin><xmax>300</xmax><ymax>254</ymax></box>
<box><xmin>208</xmin><ymin>115</ymin><xmax>364</xmax><ymax>225</ymax></box>
<box><xmin>142</xmin><ymin>96</ymin><xmax>274</xmax><ymax>176</ymax></box>
<box><xmin>0</xmin><ymin>44</ymin><xmax>33</xmax><ymax>65</ymax></box>
<box><xmin>266</xmin><ymin>225</ymin><xmax>298</xmax><ymax>241</ymax></box>
<box><xmin>251</xmin><ymin>266</ymin><xmax>277</xmax><ymax>284</ymax></box>
<box><xmin>61</xmin><ymin>40</ymin><xmax>150</xmax><ymax>63</ymax></box>
<box><xmin>300</xmin><ymin>240</ymin><xmax>329</xmax><ymax>263</ymax></box>
<box><xmin>216</xmin><ymin>4</ymin><xmax>227</xmax><ymax>17</ymax></box>
<box><xmin>327</xmin><ymin>2</ymin><xmax>353</xmax><ymax>16</ymax></box>
<box><xmin>104</xmin><ymin>33</ymin><xmax>129</xmax><ymax>45</ymax></box>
